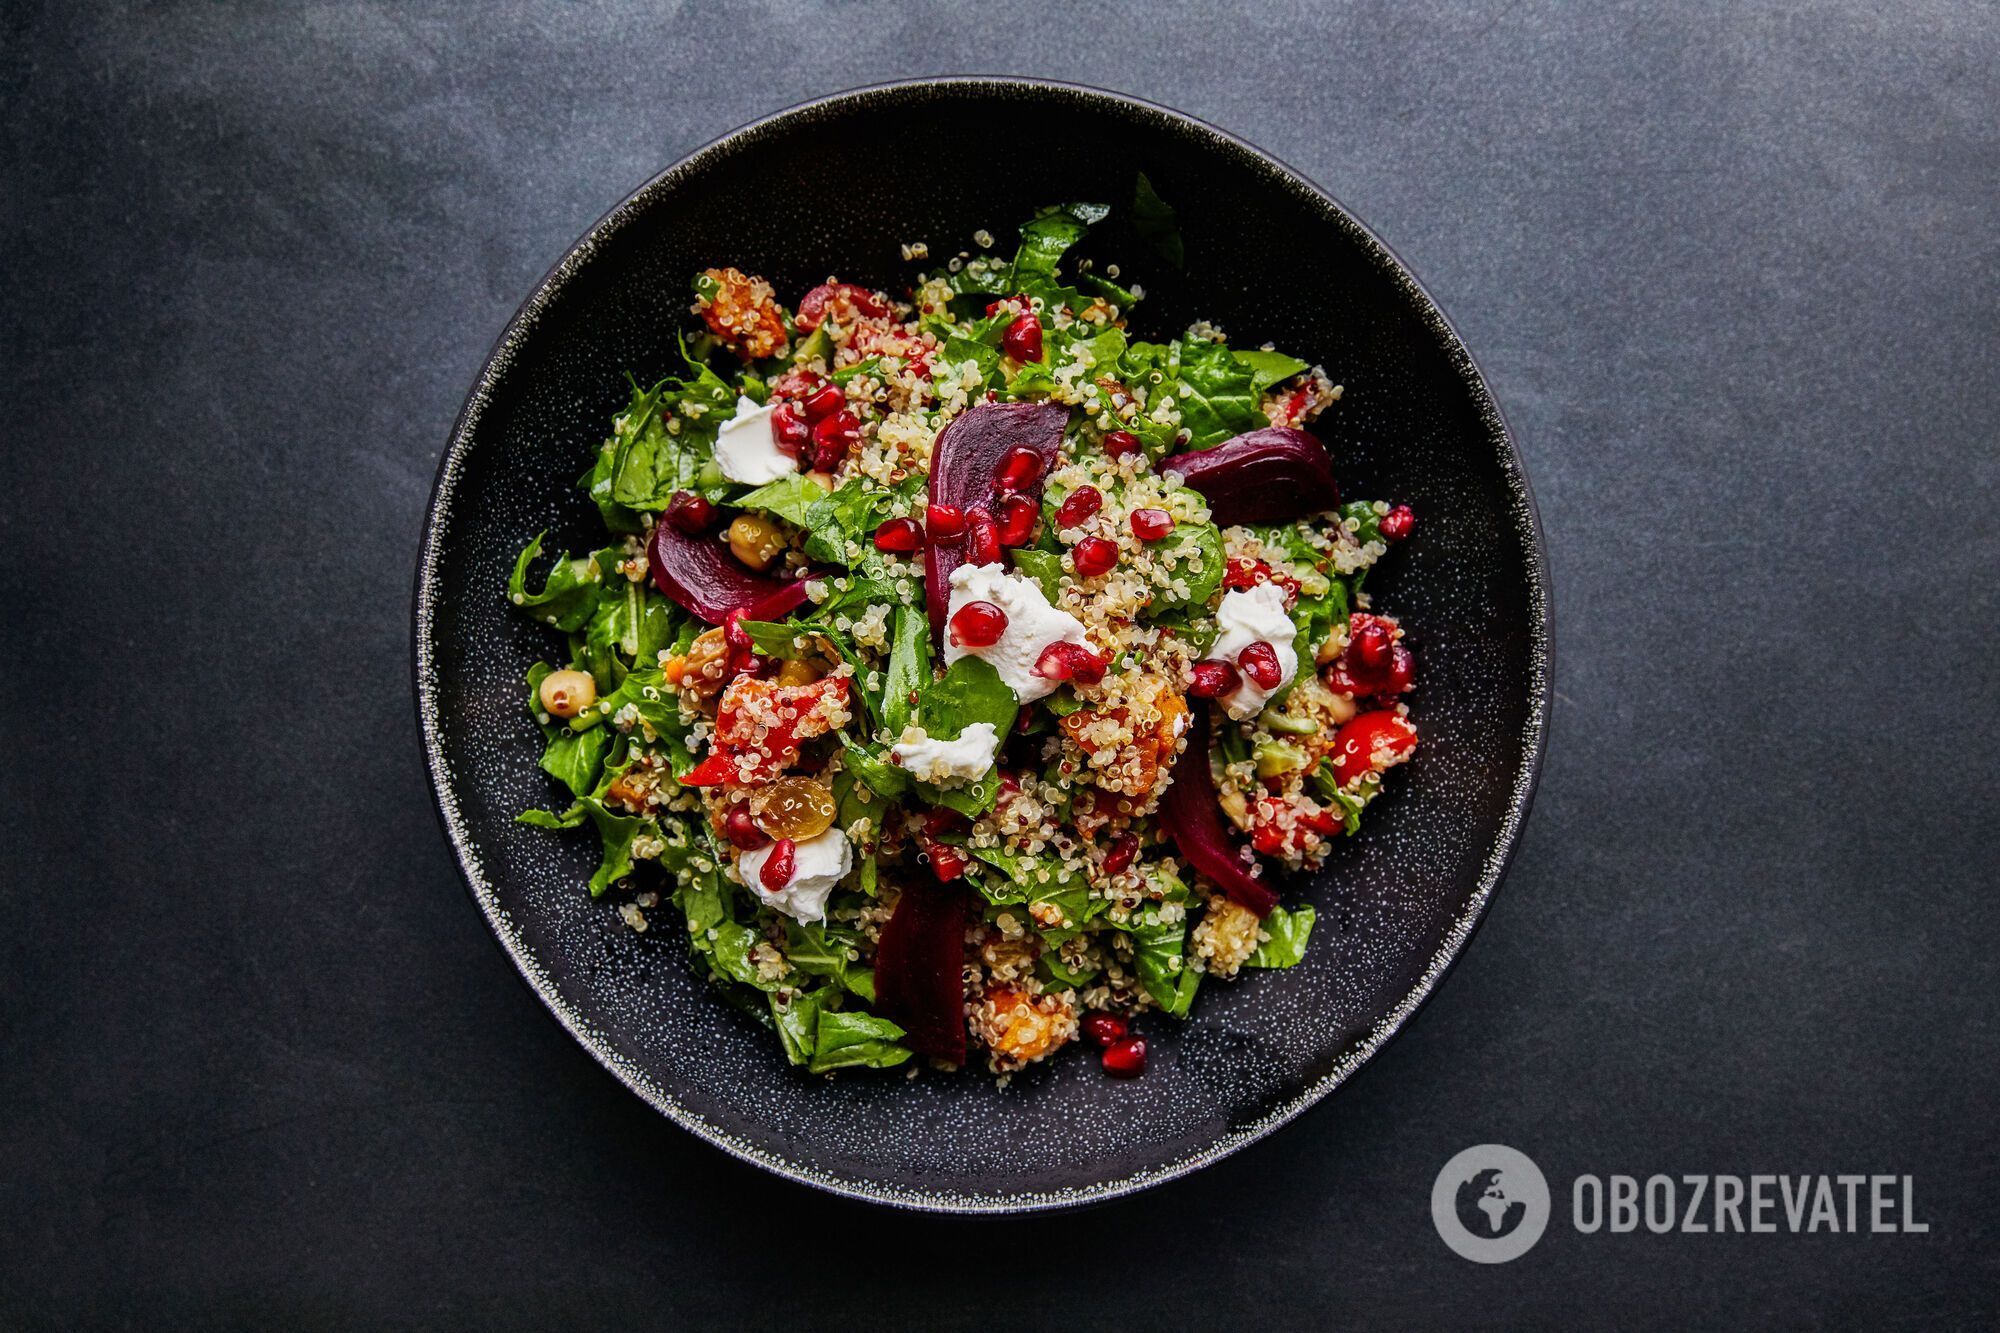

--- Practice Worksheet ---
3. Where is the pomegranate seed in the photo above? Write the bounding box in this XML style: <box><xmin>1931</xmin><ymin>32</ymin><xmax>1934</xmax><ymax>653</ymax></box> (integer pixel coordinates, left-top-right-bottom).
<box><xmin>1035</xmin><ymin>642</ymin><xmax>1076</xmax><ymax>681</ymax></box>
<box><xmin>1072</xmin><ymin>536</ymin><xmax>1118</xmax><ymax>578</ymax></box>
<box><xmin>923</xmin><ymin>806</ymin><xmax>965</xmax><ymax>837</ymax></box>
<box><xmin>1033</xmin><ymin>640</ymin><xmax>1105</xmax><ymax>685</ymax></box>
<box><xmin>949</xmin><ymin>600</ymin><xmax>1008</xmax><ymax>648</ymax></box>
<box><xmin>1002</xmin><ymin>311</ymin><xmax>1043</xmax><ymax>362</ymax></box>
<box><xmin>1223</xmin><ymin>556</ymin><xmax>1270</xmax><ymax>591</ymax></box>
<box><xmin>965</xmin><ymin>507</ymin><xmax>1002</xmax><ymax>566</ymax></box>
<box><xmin>1129</xmin><ymin>508</ymin><xmax>1174</xmax><ymax>541</ymax></box>
<box><xmin>1055</xmin><ymin>486</ymin><xmax>1102</xmax><ymax>528</ymax></box>
<box><xmin>1352</xmin><ymin>621</ymin><xmax>1394</xmax><ymax>671</ymax></box>
<box><xmin>1186</xmin><ymin>659</ymin><xmax>1241</xmax><ymax>698</ymax></box>
<box><xmin>1103</xmin><ymin>832</ymin><xmax>1139</xmax><ymax>877</ymax></box>
<box><xmin>769</xmin><ymin>402</ymin><xmax>810</xmax><ymax>457</ymax></box>
<box><xmin>759</xmin><ymin>838</ymin><xmax>796</xmax><ymax>893</ymax></box>
<box><xmin>665</xmin><ymin>490</ymin><xmax>715</xmax><ymax>535</ymax></box>
<box><xmin>1380</xmin><ymin>504</ymin><xmax>1415</xmax><ymax>541</ymax></box>
<box><xmin>926</xmin><ymin>503</ymin><xmax>965</xmax><ymax>540</ymax></box>
<box><xmin>1238</xmin><ymin>641</ymin><xmax>1283</xmax><ymax>690</ymax></box>
<box><xmin>1102</xmin><ymin>1035</ymin><xmax>1147</xmax><ymax>1077</ymax></box>
<box><xmin>873</xmin><ymin>517</ymin><xmax>923</xmax><ymax>553</ymax></box>
<box><xmin>993</xmin><ymin>445</ymin><xmax>1044</xmax><ymax>492</ymax></box>
<box><xmin>995</xmin><ymin>493</ymin><xmax>1038</xmax><ymax>547</ymax></box>
<box><xmin>1383</xmin><ymin>644</ymin><xmax>1416</xmax><ymax>694</ymax></box>
<box><xmin>1083</xmin><ymin>1012</ymin><xmax>1128</xmax><ymax>1047</ymax></box>
<box><xmin>929</xmin><ymin>843</ymin><xmax>969</xmax><ymax>881</ymax></box>
<box><xmin>1102</xmin><ymin>430</ymin><xmax>1141</xmax><ymax>461</ymax></box>
<box><xmin>811</xmin><ymin>409</ymin><xmax>860</xmax><ymax>469</ymax></box>
<box><xmin>723</xmin><ymin>608</ymin><xmax>752</xmax><ymax>651</ymax></box>
<box><xmin>724</xmin><ymin>805</ymin><xmax>769</xmax><ymax>850</ymax></box>
<box><xmin>801</xmin><ymin>384</ymin><xmax>845</xmax><ymax>422</ymax></box>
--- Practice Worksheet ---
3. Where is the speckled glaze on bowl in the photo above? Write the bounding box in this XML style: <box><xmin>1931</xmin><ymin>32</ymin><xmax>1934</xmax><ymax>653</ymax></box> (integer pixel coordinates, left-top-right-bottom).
<box><xmin>414</xmin><ymin>78</ymin><xmax>1549</xmax><ymax>1212</ymax></box>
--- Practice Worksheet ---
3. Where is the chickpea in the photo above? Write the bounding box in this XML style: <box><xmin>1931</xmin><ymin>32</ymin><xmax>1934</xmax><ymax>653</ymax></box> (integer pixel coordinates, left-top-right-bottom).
<box><xmin>775</xmin><ymin>657</ymin><xmax>822</xmax><ymax>687</ymax></box>
<box><xmin>726</xmin><ymin>514</ymin><xmax>784</xmax><ymax>570</ymax></box>
<box><xmin>1315</xmin><ymin>635</ymin><xmax>1344</xmax><ymax>665</ymax></box>
<box><xmin>538</xmin><ymin>668</ymin><xmax>596</xmax><ymax>718</ymax></box>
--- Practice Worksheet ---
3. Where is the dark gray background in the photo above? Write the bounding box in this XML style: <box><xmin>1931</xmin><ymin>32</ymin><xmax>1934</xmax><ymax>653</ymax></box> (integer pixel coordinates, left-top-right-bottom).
<box><xmin>5</xmin><ymin>0</ymin><xmax>1995</xmax><ymax>1326</ymax></box>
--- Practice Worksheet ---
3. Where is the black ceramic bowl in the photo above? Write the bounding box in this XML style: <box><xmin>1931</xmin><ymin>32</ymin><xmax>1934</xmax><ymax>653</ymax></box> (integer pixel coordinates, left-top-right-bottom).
<box><xmin>415</xmin><ymin>78</ymin><xmax>1549</xmax><ymax>1211</ymax></box>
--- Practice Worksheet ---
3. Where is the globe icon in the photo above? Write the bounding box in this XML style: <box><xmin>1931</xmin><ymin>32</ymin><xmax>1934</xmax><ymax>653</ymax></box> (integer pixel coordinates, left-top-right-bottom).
<box><xmin>1454</xmin><ymin>1167</ymin><xmax>1528</xmax><ymax>1239</ymax></box>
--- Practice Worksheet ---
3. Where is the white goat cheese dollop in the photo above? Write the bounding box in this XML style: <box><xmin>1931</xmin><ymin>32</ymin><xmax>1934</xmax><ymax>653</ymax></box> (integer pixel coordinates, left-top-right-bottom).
<box><xmin>1209</xmin><ymin>584</ymin><xmax>1300</xmax><ymax>721</ymax></box>
<box><xmin>943</xmin><ymin>563</ymin><xmax>1089</xmax><ymax>703</ymax></box>
<box><xmin>737</xmin><ymin>826</ymin><xmax>852</xmax><ymax>924</ymax></box>
<box><xmin>712</xmin><ymin>395</ymin><xmax>791</xmax><ymax>485</ymax></box>
<box><xmin>890</xmin><ymin>722</ymin><xmax>1001</xmax><ymax>786</ymax></box>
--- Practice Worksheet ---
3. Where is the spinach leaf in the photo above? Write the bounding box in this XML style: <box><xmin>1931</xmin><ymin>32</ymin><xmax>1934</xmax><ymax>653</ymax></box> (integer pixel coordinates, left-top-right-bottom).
<box><xmin>1145</xmin><ymin>521</ymin><xmax>1225</xmax><ymax>614</ymax></box>
<box><xmin>916</xmin><ymin>656</ymin><xmax>1019</xmax><ymax>740</ymax></box>
<box><xmin>608</xmin><ymin>346</ymin><xmax>738</xmax><ymax>508</ymax></box>
<box><xmin>1172</xmin><ymin>336</ymin><xmax>1263</xmax><ymax>449</ymax></box>
<box><xmin>1129</xmin><ymin>912</ymin><xmax>1201</xmax><ymax>1015</ymax></box>
<box><xmin>1008</xmin><ymin>548</ymin><xmax>1064</xmax><ymax>602</ymax></box>
<box><xmin>1132</xmin><ymin>171</ymin><xmax>1184</xmax><ymax>268</ymax></box>
<box><xmin>1009</xmin><ymin>202</ymin><xmax>1106</xmax><ymax>289</ymax></box>
<box><xmin>1237</xmin><ymin>348</ymin><xmax>1308</xmax><ymax>394</ymax></box>
<box><xmin>734</xmin><ymin>474</ymin><xmax>829</xmax><ymax>526</ymax></box>
<box><xmin>808</xmin><ymin>1009</ymin><xmax>912</xmax><ymax>1073</ymax></box>
<box><xmin>881</xmin><ymin>604</ymin><xmax>930</xmax><ymax>739</ymax></box>
<box><xmin>840</xmin><ymin>738</ymin><xmax>912</xmax><ymax>801</ymax></box>
<box><xmin>1245</xmin><ymin>904</ymin><xmax>1316</xmax><ymax>968</ymax></box>
<box><xmin>770</xmin><ymin>987</ymin><xmax>824</xmax><ymax>1066</ymax></box>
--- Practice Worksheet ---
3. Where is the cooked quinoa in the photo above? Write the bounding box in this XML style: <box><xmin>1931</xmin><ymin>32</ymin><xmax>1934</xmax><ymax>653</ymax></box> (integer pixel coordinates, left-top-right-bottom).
<box><xmin>509</xmin><ymin>190</ymin><xmax>1421</xmax><ymax>1077</ymax></box>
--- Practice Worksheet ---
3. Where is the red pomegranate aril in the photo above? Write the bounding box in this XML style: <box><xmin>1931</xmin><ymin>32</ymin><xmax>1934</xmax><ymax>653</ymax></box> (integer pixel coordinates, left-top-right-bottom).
<box><xmin>724</xmin><ymin>805</ymin><xmax>769</xmax><ymax>850</ymax></box>
<box><xmin>769</xmin><ymin>402</ymin><xmax>810</xmax><ymax>457</ymax></box>
<box><xmin>949</xmin><ymin>600</ymin><xmax>1008</xmax><ymax>648</ymax></box>
<box><xmin>1102</xmin><ymin>1035</ymin><xmax>1147</xmax><ymax>1077</ymax></box>
<box><xmin>993</xmin><ymin>444</ymin><xmax>1044</xmax><ymax>492</ymax></box>
<box><xmin>1082</xmin><ymin>1012</ymin><xmax>1128</xmax><ymax>1047</ymax></box>
<box><xmin>1072</xmin><ymin>536</ymin><xmax>1119</xmax><ymax>578</ymax></box>
<box><xmin>1002</xmin><ymin>311</ymin><xmax>1043</xmax><ymax>362</ymax></box>
<box><xmin>1223</xmin><ymin>556</ymin><xmax>1270</xmax><ymax>591</ymax></box>
<box><xmin>1187</xmin><ymin>659</ymin><xmax>1241</xmax><ymax>698</ymax></box>
<box><xmin>923</xmin><ymin>806</ymin><xmax>965</xmax><ymax>838</ymax></box>
<box><xmin>1033</xmin><ymin>640</ymin><xmax>1107</xmax><ymax>685</ymax></box>
<box><xmin>665</xmin><ymin>490</ymin><xmax>715</xmax><ymax>535</ymax></box>
<box><xmin>1055</xmin><ymin>486</ymin><xmax>1102</xmax><ymax>528</ymax></box>
<box><xmin>965</xmin><ymin>507</ymin><xmax>1002</xmax><ymax>566</ymax></box>
<box><xmin>1352</xmin><ymin>621</ymin><xmax>1393</xmax><ymax>671</ymax></box>
<box><xmin>723</xmin><ymin>607</ymin><xmax>752</xmax><ymax>651</ymax></box>
<box><xmin>926</xmin><ymin>503</ymin><xmax>965</xmax><ymax>540</ymax></box>
<box><xmin>873</xmin><ymin>517</ymin><xmax>924</xmax><ymax>553</ymax></box>
<box><xmin>1238</xmin><ymin>641</ymin><xmax>1284</xmax><ymax>690</ymax></box>
<box><xmin>1102</xmin><ymin>429</ymin><xmax>1141</xmax><ymax>461</ymax></box>
<box><xmin>1379</xmin><ymin>503</ymin><xmax>1415</xmax><ymax>541</ymax></box>
<box><xmin>1383</xmin><ymin>643</ymin><xmax>1416</xmax><ymax>695</ymax></box>
<box><xmin>1066</xmin><ymin>644</ymin><xmax>1108</xmax><ymax>686</ymax></box>
<box><xmin>1129</xmin><ymin>508</ymin><xmax>1174</xmax><ymax>541</ymax></box>
<box><xmin>801</xmin><ymin>384</ymin><xmax>846</xmax><ymax>422</ymax></box>
<box><xmin>1103</xmin><ymin>832</ymin><xmax>1139</xmax><ymax>877</ymax></box>
<box><xmin>1035</xmin><ymin>642</ymin><xmax>1076</xmax><ymax>681</ymax></box>
<box><xmin>995</xmin><ymin>493</ymin><xmax>1038</xmax><ymax>547</ymax></box>
<box><xmin>812</xmin><ymin>408</ymin><xmax>860</xmax><ymax>452</ymax></box>
<box><xmin>759</xmin><ymin>838</ymin><xmax>796</xmax><ymax>893</ymax></box>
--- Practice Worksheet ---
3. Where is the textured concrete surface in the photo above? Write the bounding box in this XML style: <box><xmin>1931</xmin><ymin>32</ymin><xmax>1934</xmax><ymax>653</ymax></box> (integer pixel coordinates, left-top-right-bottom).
<box><xmin>3</xmin><ymin>1</ymin><xmax>1995</xmax><ymax>1325</ymax></box>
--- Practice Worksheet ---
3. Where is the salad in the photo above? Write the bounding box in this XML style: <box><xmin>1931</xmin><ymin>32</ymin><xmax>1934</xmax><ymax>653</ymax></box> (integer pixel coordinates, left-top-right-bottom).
<box><xmin>509</xmin><ymin>192</ymin><xmax>1419</xmax><ymax>1078</ymax></box>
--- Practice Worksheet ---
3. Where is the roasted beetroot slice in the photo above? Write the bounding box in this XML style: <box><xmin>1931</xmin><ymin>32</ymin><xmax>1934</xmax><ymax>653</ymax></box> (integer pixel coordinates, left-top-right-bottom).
<box><xmin>873</xmin><ymin>879</ymin><xmax>970</xmax><ymax>1064</ymax></box>
<box><xmin>1160</xmin><ymin>427</ymin><xmax>1340</xmax><ymax>526</ymax></box>
<box><xmin>1163</xmin><ymin>710</ymin><xmax>1280</xmax><ymax>917</ymax></box>
<box><xmin>647</xmin><ymin>519</ymin><xmax>810</xmax><ymax>625</ymax></box>
<box><xmin>923</xmin><ymin>402</ymin><xmax>1068</xmax><ymax>633</ymax></box>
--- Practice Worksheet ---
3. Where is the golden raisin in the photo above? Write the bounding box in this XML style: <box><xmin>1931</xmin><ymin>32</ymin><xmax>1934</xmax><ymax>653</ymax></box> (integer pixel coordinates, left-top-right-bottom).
<box><xmin>681</xmin><ymin>628</ymin><xmax>730</xmax><ymax>701</ymax></box>
<box><xmin>750</xmin><ymin>776</ymin><xmax>837</xmax><ymax>840</ymax></box>
<box><xmin>774</xmin><ymin>657</ymin><xmax>822</xmax><ymax>687</ymax></box>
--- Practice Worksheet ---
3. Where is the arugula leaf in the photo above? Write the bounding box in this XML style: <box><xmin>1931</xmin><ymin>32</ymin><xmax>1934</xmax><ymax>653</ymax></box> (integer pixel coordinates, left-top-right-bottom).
<box><xmin>808</xmin><ymin>1009</ymin><xmax>912</xmax><ymax>1073</ymax></box>
<box><xmin>508</xmin><ymin>533</ymin><xmax>611</xmax><ymax>632</ymax></box>
<box><xmin>1132</xmin><ymin>171</ymin><xmax>1184</xmax><ymax>268</ymax></box>
<box><xmin>574</xmin><ymin>794</ymin><xmax>648</xmax><ymax>897</ymax></box>
<box><xmin>783</xmin><ymin>920</ymin><xmax>873</xmax><ymax>999</ymax></box>
<box><xmin>881</xmin><ymin>605</ymin><xmax>930</xmax><ymax>739</ymax></box>
<box><xmin>1245</xmin><ymin>905</ymin><xmax>1316</xmax><ymax>968</ymax></box>
<box><xmin>734</xmin><ymin>474</ymin><xmax>830</xmax><ymax>526</ymax></box>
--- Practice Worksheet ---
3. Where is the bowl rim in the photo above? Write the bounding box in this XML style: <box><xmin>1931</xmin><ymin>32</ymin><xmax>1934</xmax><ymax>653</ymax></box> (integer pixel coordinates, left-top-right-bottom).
<box><xmin>412</xmin><ymin>74</ymin><xmax>1552</xmax><ymax>1214</ymax></box>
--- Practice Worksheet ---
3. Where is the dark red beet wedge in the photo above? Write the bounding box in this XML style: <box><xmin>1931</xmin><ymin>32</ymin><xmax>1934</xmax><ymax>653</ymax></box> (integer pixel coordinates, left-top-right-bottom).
<box><xmin>647</xmin><ymin>517</ymin><xmax>812</xmax><ymax>625</ymax></box>
<box><xmin>923</xmin><ymin>402</ymin><xmax>1068</xmax><ymax>634</ymax></box>
<box><xmin>873</xmin><ymin>879</ymin><xmax>970</xmax><ymax>1064</ymax></box>
<box><xmin>1162</xmin><ymin>709</ymin><xmax>1280</xmax><ymax>916</ymax></box>
<box><xmin>1160</xmin><ymin>426</ymin><xmax>1339</xmax><ymax>525</ymax></box>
